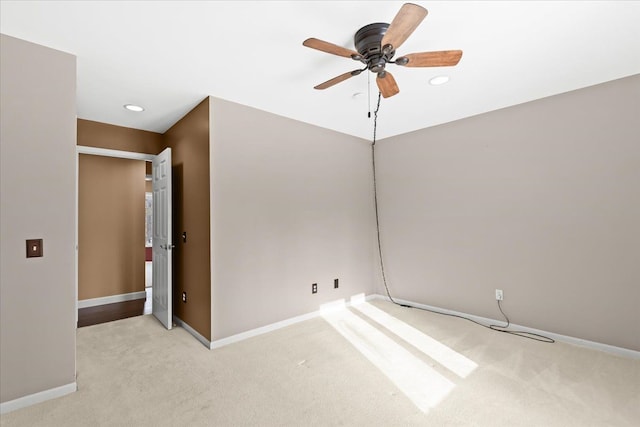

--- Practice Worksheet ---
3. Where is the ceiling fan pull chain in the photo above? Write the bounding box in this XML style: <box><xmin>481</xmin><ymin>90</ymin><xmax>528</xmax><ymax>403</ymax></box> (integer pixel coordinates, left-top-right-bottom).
<box><xmin>368</xmin><ymin>71</ymin><xmax>371</xmax><ymax>118</ymax></box>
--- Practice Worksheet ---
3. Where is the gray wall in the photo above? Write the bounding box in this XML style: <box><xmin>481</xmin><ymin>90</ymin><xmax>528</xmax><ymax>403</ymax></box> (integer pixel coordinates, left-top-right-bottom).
<box><xmin>210</xmin><ymin>98</ymin><xmax>375</xmax><ymax>340</ymax></box>
<box><xmin>375</xmin><ymin>75</ymin><xmax>640</xmax><ymax>351</ymax></box>
<box><xmin>0</xmin><ymin>35</ymin><xmax>77</xmax><ymax>402</ymax></box>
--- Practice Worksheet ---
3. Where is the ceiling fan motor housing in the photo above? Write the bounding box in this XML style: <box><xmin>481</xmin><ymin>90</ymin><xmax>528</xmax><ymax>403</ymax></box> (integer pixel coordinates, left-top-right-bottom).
<box><xmin>354</xmin><ymin>23</ymin><xmax>394</xmax><ymax>73</ymax></box>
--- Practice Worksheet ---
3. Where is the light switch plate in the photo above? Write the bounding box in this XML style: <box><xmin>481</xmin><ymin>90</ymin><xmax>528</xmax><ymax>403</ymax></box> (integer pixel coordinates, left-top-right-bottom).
<box><xmin>26</xmin><ymin>239</ymin><xmax>43</xmax><ymax>258</ymax></box>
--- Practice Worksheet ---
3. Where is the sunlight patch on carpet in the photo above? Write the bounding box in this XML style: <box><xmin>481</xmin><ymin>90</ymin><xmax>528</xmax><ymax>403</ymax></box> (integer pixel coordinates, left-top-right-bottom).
<box><xmin>353</xmin><ymin>302</ymin><xmax>478</xmax><ymax>378</ymax></box>
<box><xmin>321</xmin><ymin>300</ymin><xmax>455</xmax><ymax>413</ymax></box>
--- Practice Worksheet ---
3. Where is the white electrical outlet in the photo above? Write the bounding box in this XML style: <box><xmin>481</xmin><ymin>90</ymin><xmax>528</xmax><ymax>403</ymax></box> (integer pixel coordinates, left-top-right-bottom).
<box><xmin>495</xmin><ymin>289</ymin><xmax>504</xmax><ymax>301</ymax></box>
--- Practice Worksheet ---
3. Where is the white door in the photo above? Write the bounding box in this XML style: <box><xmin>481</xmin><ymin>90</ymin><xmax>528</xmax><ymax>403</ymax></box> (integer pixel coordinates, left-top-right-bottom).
<box><xmin>152</xmin><ymin>148</ymin><xmax>172</xmax><ymax>329</ymax></box>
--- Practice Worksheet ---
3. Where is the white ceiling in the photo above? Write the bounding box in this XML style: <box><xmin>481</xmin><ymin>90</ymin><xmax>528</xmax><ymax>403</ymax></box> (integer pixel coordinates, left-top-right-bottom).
<box><xmin>1</xmin><ymin>1</ymin><xmax>639</xmax><ymax>140</ymax></box>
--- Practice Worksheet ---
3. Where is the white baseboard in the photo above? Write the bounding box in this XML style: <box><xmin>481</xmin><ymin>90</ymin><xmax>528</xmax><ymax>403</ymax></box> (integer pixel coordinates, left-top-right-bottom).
<box><xmin>369</xmin><ymin>294</ymin><xmax>640</xmax><ymax>360</ymax></box>
<box><xmin>78</xmin><ymin>291</ymin><xmax>147</xmax><ymax>309</ymax></box>
<box><xmin>210</xmin><ymin>311</ymin><xmax>319</xmax><ymax>350</ymax></box>
<box><xmin>0</xmin><ymin>382</ymin><xmax>77</xmax><ymax>414</ymax></box>
<box><xmin>209</xmin><ymin>294</ymin><xmax>377</xmax><ymax>350</ymax></box>
<box><xmin>173</xmin><ymin>315</ymin><xmax>212</xmax><ymax>349</ymax></box>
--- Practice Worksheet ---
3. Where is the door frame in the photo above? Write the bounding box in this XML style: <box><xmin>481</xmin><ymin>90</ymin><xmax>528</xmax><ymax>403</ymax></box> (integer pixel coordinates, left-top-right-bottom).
<box><xmin>75</xmin><ymin>146</ymin><xmax>156</xmax><ymax>324</ymax></box>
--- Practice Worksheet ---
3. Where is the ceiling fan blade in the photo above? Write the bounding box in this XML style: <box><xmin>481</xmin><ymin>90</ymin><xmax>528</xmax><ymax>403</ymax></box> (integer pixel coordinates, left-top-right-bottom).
<box><xmin>381</xmin><ymin>3</ymin><xmax>428</xmax><ymax>52</ymax></box>
<box><xmin>303</xmin><ymin>38</ymin><xmax>359</xmax><ymax>59</ymax></box>
<box><xmin>314</xmin><ymin>70</ymin><xmax>361</xmax><ymax>90</ymax></box>
<box><xmin>396</xmin><ymin>50</ymin><xmax>463</xmax><ymax>67</ymax></box>
<box><xmin>376</xmin><ymin>72</ymin><xmax>400</xmax><ymax>98</ymax></box>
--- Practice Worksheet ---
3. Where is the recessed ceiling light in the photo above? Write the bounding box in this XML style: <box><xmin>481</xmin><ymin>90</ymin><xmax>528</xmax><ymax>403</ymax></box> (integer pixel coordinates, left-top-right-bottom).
<box><xmin>429</xmin><ymin>76</ymin><xmax>450</xmax><ymax>86</ymax></box>
<box><xmin>124</xmin><ymin>104</ymin><xmax>144</xmax><ymax>112</ymax></box>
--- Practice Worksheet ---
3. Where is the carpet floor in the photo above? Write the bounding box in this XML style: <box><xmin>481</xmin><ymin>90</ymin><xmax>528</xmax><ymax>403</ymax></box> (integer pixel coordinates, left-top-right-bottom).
<box><xmin>1</xmin><ymin>300</ymin><xmax>638</xmax><ymax>426</ymax></box>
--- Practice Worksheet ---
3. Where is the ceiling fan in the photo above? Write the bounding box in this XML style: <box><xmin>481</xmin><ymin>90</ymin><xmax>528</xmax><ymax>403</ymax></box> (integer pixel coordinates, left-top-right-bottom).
<box><xmin>303</xmin><ymin>3</ymin><xmax>462</xmax><ymax>98</ymax></box>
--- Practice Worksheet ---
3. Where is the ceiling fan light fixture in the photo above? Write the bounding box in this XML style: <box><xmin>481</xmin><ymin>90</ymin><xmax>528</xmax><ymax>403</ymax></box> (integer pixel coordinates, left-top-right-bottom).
<box><xmin>302</xmin><ymin>3</ymin><xmax>461</xmax><ymax>97</ymax></box>
<box><xmin>124</xmin><ymin>104</ymin><xmax>144</xmax><ymax>112</ymax></box>
<box><xmin>429</xmin><ymin>75</ymin><xmax>450</xmax><ymax>86</ymax></box>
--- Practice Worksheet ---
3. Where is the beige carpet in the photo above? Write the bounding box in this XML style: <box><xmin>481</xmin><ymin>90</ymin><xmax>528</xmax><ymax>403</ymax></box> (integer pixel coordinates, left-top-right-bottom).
<box><xmin>1</xmin><ymin>300</ymin><xmax>638</xmax><ymax>426</ymax></box>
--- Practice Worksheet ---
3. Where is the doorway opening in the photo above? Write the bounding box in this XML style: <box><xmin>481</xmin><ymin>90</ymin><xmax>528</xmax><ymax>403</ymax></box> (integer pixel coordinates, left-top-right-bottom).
<box><xmin>144</xmin><ymin>173</ymin><xmax>153</xmax><ymax>315</ymax></box>
<box><xmin>75</xmin><ymin>146</ymin><xmax>172</xmax><ymax>329</ymax></box>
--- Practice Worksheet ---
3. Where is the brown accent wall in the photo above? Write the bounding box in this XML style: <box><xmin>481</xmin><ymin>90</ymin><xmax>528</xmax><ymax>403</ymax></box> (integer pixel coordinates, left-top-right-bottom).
<box><xmin>78</xmin><ymin>155</ymin><xmax>146</xmax><ymax>299</ymax></box>
<box><xmin>164</xmin><ymin>98</ymin><xmax>211</xmax><ymax>340</ymax></box>
<box><xmin>78</xmin><ymin>119</ymin><xmax>164</xmax><ymax>154</ymax></box>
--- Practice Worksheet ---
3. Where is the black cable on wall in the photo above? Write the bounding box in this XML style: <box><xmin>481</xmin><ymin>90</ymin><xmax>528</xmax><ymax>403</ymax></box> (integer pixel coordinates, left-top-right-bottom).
<box><xmin>369</xmin><ymin>93</ymin><xmax>554</xmax><ymax>344</ymax></box>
